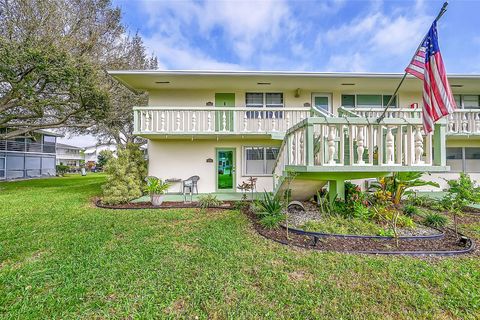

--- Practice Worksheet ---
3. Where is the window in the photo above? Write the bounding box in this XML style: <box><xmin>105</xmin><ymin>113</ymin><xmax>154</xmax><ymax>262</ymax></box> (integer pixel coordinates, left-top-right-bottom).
<box><xmin>465</xmin><ymin>147</ymin><xmax>480</xmax><ymax>172</ymax></box>
<box><xmin>341</xmin><ymin>94</ymin><xmax>397</xmax><ymax>108</ymax></box>
<box><xmin>452</xmin><ymin>94</ymin><xmax>480</xmax><ymax>109</ymax></box>
<box><xmin>244</xmin><ymin>146</ymin><xmax>279</xmax><ymax>175</ymax></box>
<box><xmin>446</xmin><ymin>147</ymin><xmax>463</xmax><ymax>173</ymax></box>
<box><xmin>246</xmin><ymin>92</ymin><xmax>283</xmax><ymax>118</ymax></box>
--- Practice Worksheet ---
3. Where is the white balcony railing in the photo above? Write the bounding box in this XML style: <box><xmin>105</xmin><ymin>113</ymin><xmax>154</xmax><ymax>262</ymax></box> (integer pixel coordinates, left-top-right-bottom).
<box><xmin>133</xmin><ymin>106</ymin><xmax>311</xmax><ymax>135</ymax></box>
<box><xmin>340</xmin><ymin>107</ymin><xmax>480</xmax><ymax>135</ymax></box>
<box><xmin>272</xmin><ymin>116</ymin><xmax>445</xmax><ymax>191</ymax></box>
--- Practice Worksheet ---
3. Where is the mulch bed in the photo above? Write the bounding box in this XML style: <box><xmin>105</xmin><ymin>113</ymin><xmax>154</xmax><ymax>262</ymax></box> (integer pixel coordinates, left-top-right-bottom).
<box><xmin>243</xmin><ymin>206</ymin><xmax>474</xmax><ymax>255</ymax></box>
<box><xmin>95</xmin><ymin>199</ymin><xmax>236</xmax><ymax>210</ymax></box>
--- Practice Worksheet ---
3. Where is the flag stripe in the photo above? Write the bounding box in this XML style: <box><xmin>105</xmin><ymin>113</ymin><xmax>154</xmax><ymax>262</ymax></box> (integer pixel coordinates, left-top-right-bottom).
<box><xmin>405</xmin><ymin>21</ymin><xmax>456</xmax><ymax>133</ymax></box>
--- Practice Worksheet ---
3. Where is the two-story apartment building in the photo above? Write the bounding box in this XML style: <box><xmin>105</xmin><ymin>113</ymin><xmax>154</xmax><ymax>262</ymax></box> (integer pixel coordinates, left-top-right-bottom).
<box><xmin>56</xmin><ymin>143</ymin><xmax>85</xmax><ymax>168</ymax></box>
<box><xmin>109</xmin><ymin>70</ymin><xmax>480</xmax><ymax>200</ymax></box>
<box><xmin>0</xmin><ymin>129</ymin><xmax>60</xmax><ymax>180</ymax></box>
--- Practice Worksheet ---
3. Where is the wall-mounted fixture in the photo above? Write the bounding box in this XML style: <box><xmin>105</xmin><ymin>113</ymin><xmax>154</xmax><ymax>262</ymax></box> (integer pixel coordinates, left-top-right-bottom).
<box><xmin>257</xmin><ymin>82</ymin><xmax>271</xmax><ymax>85</ymax></box>
<box><xmin>155</xmin><ymin>81</ymin><xmax>170</xmax><ymax>84</ymax></box>
<box><xmin>295</xmin><ymin>88</ymin><xmax>301</xmax><ymax>98</ymax></box>
<box><xmin>451</xmin><ymin>84</ymin><xmax>464</xmax><ymax>88</ymax></box>
<box><xmin>341</xmin><ymin>83</ymin><xmax>355</xmax><ymax>86</ymax></box>
<box><xmin>304</xmin><ymin>102</ymin><xmax>311</xmax><ymax>108</ymax></box>
<box><xmin>206</xmin><ymin>158</ymin><xmax>214</xmax><ymax>163</ymax></box>
<box><xmin>206</xmin><ymin>101</ymin><xmax>213</xmax><ymax>106</ymax></box>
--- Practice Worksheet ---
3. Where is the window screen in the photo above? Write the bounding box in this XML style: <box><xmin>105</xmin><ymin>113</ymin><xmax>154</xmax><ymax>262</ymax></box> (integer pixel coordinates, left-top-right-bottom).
<box><xmin>245</xmin><ymin>147</ymin><xmax>279</xmax><ymax>175</ymax></box>
<box><xmin>357</xmin><ymin>95</ymin><xmax>382</xmax><ymax>107</ymax></box>
<box><xmin>341</xmin><ymin>95</ymin><xmax>355</xmax><ymax>107</ymax></box>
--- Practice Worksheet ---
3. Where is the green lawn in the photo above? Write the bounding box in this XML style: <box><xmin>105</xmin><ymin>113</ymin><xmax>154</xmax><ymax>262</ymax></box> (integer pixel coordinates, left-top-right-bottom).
<box><xmin>1</xmin><ymin>175</ymin><xmax>479</xmax><ymax>319</ymax></box>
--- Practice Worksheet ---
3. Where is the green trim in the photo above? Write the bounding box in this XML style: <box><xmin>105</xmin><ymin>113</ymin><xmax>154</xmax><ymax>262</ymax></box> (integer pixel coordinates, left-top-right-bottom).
<box><xmin>433</xmin><ymin>123</ymin><xmax>446</xmax><ymax>166</ymax></box>
<box><xmin>329</xmin><ymin>179</ymin><xmax>345</xmax><ymax>202</ymax></box>
<box><xmin>305</xmin><ymin>123</ymin><xmax>314</xmax><ymax>166</ymax></box>
<box><xmin>215</xmin><ymin>147</ymin><xmax>236</xmax><ymax>193</ymax></box>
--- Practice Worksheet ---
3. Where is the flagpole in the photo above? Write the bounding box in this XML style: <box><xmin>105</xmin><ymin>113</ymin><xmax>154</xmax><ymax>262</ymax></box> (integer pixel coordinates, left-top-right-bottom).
<box><xmin>376</xmin><ymin>1</ymin><xmax>449</xmax><ymax>123</ymax></box>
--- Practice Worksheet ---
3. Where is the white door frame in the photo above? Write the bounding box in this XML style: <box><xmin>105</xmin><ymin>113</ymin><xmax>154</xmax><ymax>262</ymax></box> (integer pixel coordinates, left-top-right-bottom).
<box><xmin>312</xmin><ymin>93</ymin><xmax>333</xmax><ymax>114</ymax></box>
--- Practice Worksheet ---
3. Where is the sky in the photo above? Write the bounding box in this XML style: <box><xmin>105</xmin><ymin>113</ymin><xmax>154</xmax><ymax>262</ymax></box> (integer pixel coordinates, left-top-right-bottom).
<box><xmin>59</xmin><ymin>0</ymin><xmax>480</xmax><ymax>146</ymax></box>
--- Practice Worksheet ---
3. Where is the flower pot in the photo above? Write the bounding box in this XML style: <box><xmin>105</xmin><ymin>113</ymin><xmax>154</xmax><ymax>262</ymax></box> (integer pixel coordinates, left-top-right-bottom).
<box><xmin>150</xmin><ymin>194</ymin><xmax>165</xmax><ymax>206</ymax></box>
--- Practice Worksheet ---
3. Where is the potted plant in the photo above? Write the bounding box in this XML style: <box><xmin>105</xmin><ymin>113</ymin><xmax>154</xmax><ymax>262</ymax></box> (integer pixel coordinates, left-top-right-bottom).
<box><xmin>145</xmin><ymin>177</ymin><xmax>170</xmax><ymax>206</ymax></box>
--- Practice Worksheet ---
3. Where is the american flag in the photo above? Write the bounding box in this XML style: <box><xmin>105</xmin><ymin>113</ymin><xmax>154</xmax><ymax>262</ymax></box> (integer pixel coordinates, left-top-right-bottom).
<box><xmin>405</xmin><ymin>21</ymin><xmax>456</xmax><ymax>133</ymax></box>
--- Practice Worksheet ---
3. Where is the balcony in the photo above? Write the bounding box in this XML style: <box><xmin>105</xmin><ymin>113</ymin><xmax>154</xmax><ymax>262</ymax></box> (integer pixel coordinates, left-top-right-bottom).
<box><xmin>0</xmin><ymin>140</ymin><xmax>56</xmax><ymax>154</ymax></box>
<box><xmin>133</xmin><ymin>106</ymin><xmax>311</xmax><ymax>139</ymax></box>
<box><xmin>339</xmin><ymin>107</ymin><xmax>480</xmax><ymax>136</ymax></box>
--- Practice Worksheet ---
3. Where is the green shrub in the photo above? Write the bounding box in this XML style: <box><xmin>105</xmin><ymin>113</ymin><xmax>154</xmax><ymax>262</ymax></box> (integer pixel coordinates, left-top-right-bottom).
<box><xmin>102</xmin><ymin>143</ymin><xmax>147</xmax><ymax>205</ymax></box>
<box><xmin>377</xmin><ymin>228</ymin><xmax>395</xmax><ymax>237</ymax></box>
<box><xmin>56</xmin><ymin>164</ymin><xmax>69</xmax><ymax>176</ymax></box>
<box><xmin>406</xmin><ymin>194</ymin><xmax>434</xmax><ymax>207</ymax></box>
<box><xmin>259</xmin><ymin>214</ymin><xmax>286</xmax><ymax>230</ymax></box>
<box><xmin>351</xmin><ymin>202</ymin><xmax>372</xmax><ymax>220</ymax></box>
<box><xmin>423</xmin><ymin>213</ymin><xmax>448</xmax><ymax>228</ymax></box>
<box><xmin>233</xmin><ymin>200</ymin><xmax>249</xmax><ymax>210</ymax></box>
<box><xmin>257</xmin><ymin>191</ymin><xmax>283</xmax><ymax>216</ymax></box>
<box><xmin>403</xmin><ymin>204</ymin><xmax>418</xmax><ymax>217</ymax></box>
<box><xmin>198</xmin><ymin>194</ymin><xmax>223</xmax><ymax>208</ymax></box>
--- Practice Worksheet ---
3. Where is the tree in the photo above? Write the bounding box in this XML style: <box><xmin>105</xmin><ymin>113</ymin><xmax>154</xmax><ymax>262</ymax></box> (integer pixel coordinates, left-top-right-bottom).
<box><xmin>0</xmin><ymin>38</ymin><xmax>109</xmax><ymax>138</ymax></box>
<box><xmin>74</xmin><ymin>34</ymin><xmax>158</xmax><ymax>146</ymax></box>
<box><xmin>102</xmin><ymin>143</ymin><xmax>147</xmax><ymax>205</ymax></box>
<box><xmin>0</xmin><ymin>0</ymin><xmax>156</xmax><ymax>143</ymax></box>
<box><xmin>96</xmin><ymin>150</ymin><xmax>114</xmax><ymax>169</ymax></box>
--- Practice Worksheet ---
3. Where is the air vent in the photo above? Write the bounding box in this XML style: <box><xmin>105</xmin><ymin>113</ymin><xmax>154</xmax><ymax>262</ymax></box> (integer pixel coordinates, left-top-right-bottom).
<box><xmin>257</xmin><ymin>82</ymin><xmax>271</xmax><ymax>85</ymax></box>
<box><xmin>155</xmin><ymin>81</ymin><xmax>170</xmax><ymax>84</ymax></box>
<box><xmin>451</xmin><ymin>84</ymin><xmax>463</xmax><ymax>88</ymax></box>
<box><xmin>341</xmin><ymin>83</ymin><xmax>355</xmax><ymax>86</ymax></box>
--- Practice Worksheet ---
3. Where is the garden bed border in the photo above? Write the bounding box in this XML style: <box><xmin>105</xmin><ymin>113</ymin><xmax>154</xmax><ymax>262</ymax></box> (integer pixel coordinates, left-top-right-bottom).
<box><xmin>282</xmin><ymin>225</ymin><xmax>445</xmax><ymax>241</ymax></box>
<box><xmin>94</xmin><ymin>199</ymin><xmax>235</xmax><ymax>210</ymax></box>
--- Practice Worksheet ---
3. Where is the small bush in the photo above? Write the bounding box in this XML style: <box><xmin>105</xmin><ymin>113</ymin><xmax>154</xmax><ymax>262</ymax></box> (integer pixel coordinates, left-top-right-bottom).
<box><xmin>233</xmin><ymin>200</ymin><xmax>249</xmax><ymax>210</ymax></box>
<box><xmin>259</xmin><ymin>214</ymin><xmax>286</xmax><ymax>229</ymax></box>
<box><xmin>423</xmin><ymin>213</ymin><xmax>448</xmax><ymax>228</ymax></box>
<box><xmin>403</xmin><ymin>204</ymin><xmax>419</xmax><ymax>217</ymax></box>
<box><xmin>377</xmin><ymin>228</ymin><xmax>395</xmax><ymax>237</ymax></box>
<box><xmin>56</xmin><ymin>164</ymin><xmax>69</xmax><ymax>176</ymax></box>
<box><xmin>351</xmin><ymin>202</ymin><xmax>372</xmax><ymax>220</ymax></box>
<box><xmin>257</xmin><ymin>191</ymin><xmax>283</xmax><ymax>216</ymax></box>
<box><xmin>198</xmin><ymin>194</ymin><xmax>223</xmax><ymax>208</ymax></box>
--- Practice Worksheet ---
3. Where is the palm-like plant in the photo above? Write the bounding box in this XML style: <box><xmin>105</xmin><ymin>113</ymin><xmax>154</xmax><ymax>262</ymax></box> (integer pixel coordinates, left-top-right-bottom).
<box><xmin>371</xmin><ymin>172</ymin><xmax>439</xmax><ymax>205</ymax></box>
<box><xmin>144</xmin><ymin>177</ymin><xmax>170</xmax><ymax>195</ymax></box>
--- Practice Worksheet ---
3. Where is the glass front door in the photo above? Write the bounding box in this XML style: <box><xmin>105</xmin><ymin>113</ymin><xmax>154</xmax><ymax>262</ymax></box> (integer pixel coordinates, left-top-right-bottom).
<box><xmin>312</xmin><ymin>93</ymin><xmax>332</xmax><ymax>114</ymax></box>
<box><xmin>216</xmin><ymin>148</ymin><xmax>235</xmax><ymax>192</ymax></box>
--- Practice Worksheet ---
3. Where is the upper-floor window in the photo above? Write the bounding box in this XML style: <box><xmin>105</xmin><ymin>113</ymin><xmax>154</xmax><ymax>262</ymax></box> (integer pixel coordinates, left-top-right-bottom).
<box><xmin>453</xmin><ymin>94</ymin><xmax>480</xmax><ymax>109</ymax></box>
<box><xmin>342</xmin><ymin>94</ymin><xmax>397</xmax><ymax>108</ymax></box>
<box><xmin>246</xmin><ymin>92</ymin><xmax>283</xmax><ymax>118</ymax></box>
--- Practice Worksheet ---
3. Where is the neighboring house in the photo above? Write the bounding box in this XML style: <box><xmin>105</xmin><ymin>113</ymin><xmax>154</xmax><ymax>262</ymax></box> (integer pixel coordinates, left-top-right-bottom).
<box><xmin>108</xmin><ymin>70</ymin><xmax>480</xmax><ymax>199</ymax></box>
<box><xmin>56</xmin><ymin>143</ymin><xmax>85</xmax><ymax>168</ymax></box>
<box><xmin>0</xmin><ymin>129</ymin><xmax>61</xmax><ymax>180</ymax></box>
<box><xmin>84</xmin><ymin>144</ymin><xmax>117</xmax><ymax>164</ymax></box>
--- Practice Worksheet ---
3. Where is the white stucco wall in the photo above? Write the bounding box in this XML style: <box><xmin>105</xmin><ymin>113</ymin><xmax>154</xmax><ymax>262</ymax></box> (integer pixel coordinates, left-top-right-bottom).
<box><xmin>147</xmin><ymin>89</ymin><xmax>424</xmax><ymax>113</ymax></box>
<box><xmin>148</xmin><ymin>138</ymin><xmax>281</xmax><ymax>193</ymax></box>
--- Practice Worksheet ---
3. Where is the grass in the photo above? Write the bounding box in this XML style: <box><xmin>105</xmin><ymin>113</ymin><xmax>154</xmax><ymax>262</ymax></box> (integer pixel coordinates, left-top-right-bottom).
<box><xmin>301</xmin><ymin>216</ymin><xmax>383</xmax><ymax>235</ymax></box>
<box><xmin>0</xmin><ymin>175</ymin><xmax>479</xmax><ymax>319</ymax></box>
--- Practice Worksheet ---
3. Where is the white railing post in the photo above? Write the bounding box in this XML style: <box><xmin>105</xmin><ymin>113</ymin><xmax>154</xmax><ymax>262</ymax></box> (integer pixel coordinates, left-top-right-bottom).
<box><xmin>257</xmin><ymin>112</ymin><xmax>263</xmax><ymax>132</ymax></box>
<box><xmin>222</xmin><ymin>111</ymin><xmax>227</xmax><ymax>132</ymax></box>
<box><xmin>356</xmin><ymin>125</ymin><xmax>365</xmax><ymax>165</ymax></box>
<box><xmin>385</xmin><ymin>126</ymin><xmax>394</xmax><ymax>165</ymax></box>
<box><xmin>327</xmin><ymin>126</ymin><xmax>336</xmax><ymax>165</ymax></box>
<box><xmin>414</xmin><ymin>126</ymin><xmax>424</xmax><ymax>165</ymax></box>
<box><xmin>243</xmin><ymin>112</ymin><xmax>248</xmax><ymax>132</ymax></box>
<box><xmin>191</xmin><ymin>112</ymin><xmax>197</xmax><ymax>132</ymax></box>
<box><xmin>207</xmin><ymin>111</ymin><xmax>212</xmax><ymax>132</ymax></box>
<box><xmin>271</xmin><ymin>112</ymin><xmax>277</xmax><ymax>132</ymax></box>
